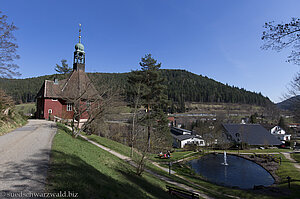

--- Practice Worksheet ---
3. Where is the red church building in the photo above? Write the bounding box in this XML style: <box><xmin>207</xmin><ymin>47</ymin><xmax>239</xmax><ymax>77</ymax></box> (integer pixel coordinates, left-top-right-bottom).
<box><xmin>36</xmin><ymin>29</ymin><xmax>98</xmax><ymax>123</ymax></box>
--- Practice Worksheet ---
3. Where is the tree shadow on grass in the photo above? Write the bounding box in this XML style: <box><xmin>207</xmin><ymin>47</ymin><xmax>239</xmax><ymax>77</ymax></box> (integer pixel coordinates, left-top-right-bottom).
<box><xmin>117</xmin><ymin>169</ymin><xmax>175</xmax><ymax>199</ymax></box>
<box><xmin>276</xmin><ymin>180</ymin><xmax>300</xmax><ymax>199</ymax></box>
<box><xmin>46</xmin><ymin>150</ymin><xmax>173</xmax><ymax>199</ymax></box>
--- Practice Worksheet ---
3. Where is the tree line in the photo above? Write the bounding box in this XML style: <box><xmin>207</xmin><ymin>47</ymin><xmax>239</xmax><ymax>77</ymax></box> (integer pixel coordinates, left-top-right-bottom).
<box><xmin>0</xmin><ymin>69</ymin><xmax>271</xmax><ymax>109</ymax></box>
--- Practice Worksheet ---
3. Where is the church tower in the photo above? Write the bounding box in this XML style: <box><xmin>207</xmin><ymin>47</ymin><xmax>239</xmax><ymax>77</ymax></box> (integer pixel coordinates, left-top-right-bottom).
<box><xmin>73</xmin><ymin>24</ymin><xmax>85</xmax><ymax>71</ymax></box>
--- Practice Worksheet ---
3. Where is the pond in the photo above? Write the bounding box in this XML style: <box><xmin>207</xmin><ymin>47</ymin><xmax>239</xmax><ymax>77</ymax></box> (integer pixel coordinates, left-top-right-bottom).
<box><xmin>188</xmin><ymin>153</ymin><xmax>275</xmax><ymax>189</ymax></box>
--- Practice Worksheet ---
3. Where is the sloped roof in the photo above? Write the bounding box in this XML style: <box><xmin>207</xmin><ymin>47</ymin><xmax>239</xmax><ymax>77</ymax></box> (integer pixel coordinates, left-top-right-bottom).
<box><xmin>37</xmin><ymin>70</ymin><xmax>99</xmax><ymax>100</ymax></box>
<box><xmin>60</xmin><ymin>70</ymin><xmax>98</xmax><ymax>100</ymax></box>
<box><xmin>170</xmin><ymin>126</ymin><xmax>192</xmax><ymax>136</ymax></box>
<box><xmin>171</xmin><ymin>133</ymin><xmax>202</xmax><ymax>141</ymax></box>
<box><xmin>222</xmin><ymin>124</ymin><xmax>282</xmax><ymax>146</ymax></box>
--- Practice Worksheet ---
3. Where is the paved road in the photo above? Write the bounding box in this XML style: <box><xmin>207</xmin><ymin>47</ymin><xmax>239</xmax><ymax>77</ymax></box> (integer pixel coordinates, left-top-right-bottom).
<box><xmin>0</xmin><ymin>120</ymin><xmax>56</xmax><ymax>197</ymax></box>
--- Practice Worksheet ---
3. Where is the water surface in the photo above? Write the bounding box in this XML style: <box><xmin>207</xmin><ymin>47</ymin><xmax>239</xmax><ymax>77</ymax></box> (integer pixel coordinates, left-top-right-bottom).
<box><xmin>189</xmin><ymin>154</ymin><xmax>274</xmax><ymax>189</ymax></box>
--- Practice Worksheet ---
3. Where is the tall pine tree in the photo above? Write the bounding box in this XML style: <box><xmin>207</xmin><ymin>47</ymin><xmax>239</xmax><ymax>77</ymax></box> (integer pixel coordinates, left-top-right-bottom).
<box><xmin>128</xmin><ymin>54</ymin><xmax>169</xmax><ymax>152</ymax></box>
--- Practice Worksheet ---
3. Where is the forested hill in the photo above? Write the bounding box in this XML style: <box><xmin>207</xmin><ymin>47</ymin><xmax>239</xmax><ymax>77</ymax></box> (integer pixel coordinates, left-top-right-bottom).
<box><xmin>0</xmin><ymin>69</ymin><xmax>271</xmax><ymax>107</ymax></box>
<box><xmin>161</xmin><ymin>70</ymin><xmax>269</xmax><ymax>105</ymax></box>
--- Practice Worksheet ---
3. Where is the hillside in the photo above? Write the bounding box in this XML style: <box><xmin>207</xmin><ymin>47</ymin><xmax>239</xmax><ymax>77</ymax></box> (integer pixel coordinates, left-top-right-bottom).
<box><xmin>0</xmin><ymin>89</ymin><xmax>28</xmax><ymax>135</ymax></box>
<box><xmin>0</xmin><ymin>69</ymin><xmax>271</xmax><ymax>109</ymax></box>
<box><xmin>47</xmin><ymin>124</ymin><xmax>174</xmax><ymax>199</ymax></box>
<box><xmin>0</xmin><ymin>109</ymin><xmax>27</xmax><ymax>135</ymax></box>
<box><xmin>276</xmin><ymin>95</ymin><xmax>300</xmax><ymax>110</ymax></box>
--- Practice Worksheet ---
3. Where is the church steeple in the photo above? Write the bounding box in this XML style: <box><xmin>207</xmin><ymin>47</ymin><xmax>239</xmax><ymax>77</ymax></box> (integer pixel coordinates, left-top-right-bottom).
<box><xmin>73</xmin><ymin>24</ymin><xmax>85</xmax><ymax>71</ymax></box>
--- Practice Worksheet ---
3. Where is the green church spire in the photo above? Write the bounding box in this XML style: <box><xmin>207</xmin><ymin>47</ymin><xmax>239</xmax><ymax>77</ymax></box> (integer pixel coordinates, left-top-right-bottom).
<box><xmin>73</xmin><ymin>23</ymin><xmax>85</xmax><ymax>71</ymax></box>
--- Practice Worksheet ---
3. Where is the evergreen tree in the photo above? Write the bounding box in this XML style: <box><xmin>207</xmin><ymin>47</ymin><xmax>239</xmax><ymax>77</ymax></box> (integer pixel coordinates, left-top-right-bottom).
<box><xmin>278</xmin><ymin>116</ymin><xmax>287</xmax><ymax>129</ymax></box>
<box><xmin>127</xmin><ymin>54</ymin><xmax>169</xmax><ymax>152</ymax></box>
<box><xmin>249</xmin><ymin>114</ymin><xmax>257</xmax><ymax>124</ymax></box>
<box><xmin>55</xmin><ymin>59</ymin><xmax>72</xmax><ymax>74</ymax></box>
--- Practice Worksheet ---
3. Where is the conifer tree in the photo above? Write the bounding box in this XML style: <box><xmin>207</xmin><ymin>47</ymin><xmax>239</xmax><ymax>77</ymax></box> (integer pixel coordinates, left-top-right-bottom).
<box><xmin>55</xmin><ymin>59</ymin><xmax>72</xmax><ymax>74</ymax></box>
<box><xmin>278</xmin><ymin>116</ymin><xmax>287</xmax><ymax>129</ymax></box>
<box><xmin>128</xmin><ymin>54</ymin><xmax>169</xmax><ymax>152</ymax></box>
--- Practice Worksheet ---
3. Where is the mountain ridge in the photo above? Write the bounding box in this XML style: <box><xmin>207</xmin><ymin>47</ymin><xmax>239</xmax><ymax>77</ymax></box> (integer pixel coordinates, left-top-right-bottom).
<box><xmin>276</xmin><ymin>95</ymin><xmax>300</xmax><ymax>110</ymax></box>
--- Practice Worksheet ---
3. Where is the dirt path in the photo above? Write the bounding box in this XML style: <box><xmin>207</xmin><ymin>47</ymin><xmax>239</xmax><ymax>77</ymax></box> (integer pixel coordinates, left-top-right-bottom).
<box><xmin>281</xmin><ymin>152</ymin><xmax>300</xmax><ymax>171</ymax></box>
<box><xmin>0</xmin><ymin>120</ymin><xmax>56</xmax><ymax>198</ymax></box>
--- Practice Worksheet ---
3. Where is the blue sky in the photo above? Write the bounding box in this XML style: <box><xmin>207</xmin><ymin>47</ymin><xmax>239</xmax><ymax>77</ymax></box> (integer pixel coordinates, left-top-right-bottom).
<box><xmin>1</xmin><ymin>0</ymin><xmax>300</xmax><ymax>103</ymax></box>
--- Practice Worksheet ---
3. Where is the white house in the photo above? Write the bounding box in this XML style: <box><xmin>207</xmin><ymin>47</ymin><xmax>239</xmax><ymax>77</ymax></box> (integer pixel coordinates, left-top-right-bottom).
<box><xmin>171</xmin><ymin>127</ymin><xmax>205</xmax><ymax>148</ymax></box>
<box><xmin>270</xmin><ymin>126</ymin><xmax>291</xmax><ymax>143</ymax></box>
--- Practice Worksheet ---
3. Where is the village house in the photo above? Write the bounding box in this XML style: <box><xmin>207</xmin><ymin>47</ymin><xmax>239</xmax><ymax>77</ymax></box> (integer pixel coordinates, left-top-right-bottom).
<box><xmin>171</xmin><ymin>126</ymin><xmax>205</xmax><ymax>148</ymax></box>
<box><xmin>222</xmin><ymin>123</ymin><xmax>282</xmax><ymax>147</ymax></box>
<box><xmin>270</xmin><ymin>126</ymin><xmax>291</xmax><ymax>143</ymax></box>
<box><xmin>36</xmin><ymin>29</ymin><xmax>98</xmax><ymax>125</ymax></box>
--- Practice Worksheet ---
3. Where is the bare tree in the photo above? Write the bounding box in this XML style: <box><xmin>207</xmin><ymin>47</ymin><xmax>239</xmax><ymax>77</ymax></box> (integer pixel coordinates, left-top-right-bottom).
<box><xmin>70</xmin><ymin>82</ymin><xmax>119</xmax><ymax>137</ymax></box>
<box><xmin>129</xmin><ymin>82</ymin><xmax>141</xmax><ymax>157</ymax></box>
<box><xmin>262</xmin><ymin>18</ymin><xmax>300</xmax><ymax>120</ymax></box>
<box><xmin>58</xmin><ymin>75</ymin><xmax>120</xmax><ymax>138</ymax></box>
<box><xmin>133</xmin><ymin>126</ymin><xmax>148</xmax><ymax>176</ymax></box>
<box><xmin>83</xmin><ymin>84</ymin><xmax>121</xmax><ymax>136</ymax></box>
<box><xmin>0</xmin><ymin>11</ymin><xmax>20</xmax><ymax>78</ymax></box>
<box><xmin>286</xmin><ymin>72</ymin><xmax>300</xmax><ymax>120</ymax></box>
<box><xmin>0</xmin><ymin>89</ymin><xmax>13</xmax><ymax>114</ymax></box>
<box><xmin>262</xmin><ymin>18</ymin><xmax>300</xmax><ymax>65</ymax></box>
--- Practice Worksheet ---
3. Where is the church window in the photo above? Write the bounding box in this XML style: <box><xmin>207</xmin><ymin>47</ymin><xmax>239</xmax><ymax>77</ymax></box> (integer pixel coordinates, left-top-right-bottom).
<box><xmin>67</xmin><ymin>103</ymin><xmax>72</xmax><ymax>111</ymax></box>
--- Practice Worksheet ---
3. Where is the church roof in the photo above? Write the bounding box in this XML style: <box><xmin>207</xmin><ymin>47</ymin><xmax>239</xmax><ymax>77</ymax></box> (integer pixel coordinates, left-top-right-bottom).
<box><xmin>37</xmin><ymin>71</ymin><xmax>99</xmax><ymax>101</ymax></box>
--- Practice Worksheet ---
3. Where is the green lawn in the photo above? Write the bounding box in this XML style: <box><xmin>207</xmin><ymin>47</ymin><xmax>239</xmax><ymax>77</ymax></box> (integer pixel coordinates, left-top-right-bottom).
<box><xmin>15</xmin><ymin>103</ymin><xmax>36</xmax><ymax>115</ymax></box>
<box><xmin>84</xmin><ymin>133</ymin><xmax>139</xmax><ymax>158</ymax></box>
<box><xmin>85</xmin><ymin>133</ymin><xmax>199</xmax><ymax>163</ymax></box>
<box><xmin>0</xmin><ymin>111</ymin><xmax>27</xmax><ymax>136</ymax></box>
<box><xmin>291</xmin><ymin>153</ymin><xmax>300</xmax><ymax>163</ymax></box>
<box><xmin>148</xmin><ymin>151</ymin><xmax>198</xmax><ymax>163</ymax></box>
<box><xmin>47</xmin><ymin>124</ymin><xmax>174</xmax><ymax>199</ymax></box>
<box><xmin>275</xmin><ymin>154</ymin><xmax>300</xmax><ymax>199</ymax></box>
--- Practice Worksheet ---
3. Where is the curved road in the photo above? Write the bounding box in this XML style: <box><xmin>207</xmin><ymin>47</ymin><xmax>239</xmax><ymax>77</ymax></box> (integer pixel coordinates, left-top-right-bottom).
<box><xmin>0</xmin><ymin>120</ymin><xmax>56</xmax><ymax>197</ymax></box>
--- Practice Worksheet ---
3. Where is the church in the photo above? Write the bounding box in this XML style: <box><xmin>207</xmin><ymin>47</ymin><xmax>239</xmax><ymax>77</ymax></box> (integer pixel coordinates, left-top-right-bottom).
<box><xmin>36</xmin><ymin>27</ymin><xmax>98</xmax><ymax>124</ymax></box>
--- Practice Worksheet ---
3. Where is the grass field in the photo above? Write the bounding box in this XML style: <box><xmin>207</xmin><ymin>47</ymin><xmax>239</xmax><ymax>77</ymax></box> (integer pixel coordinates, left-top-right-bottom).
<box><xmin>85</xmin><ymin>133</ymin><xmax>199</xmax><ymax>163</ymax></box>
<box><xmin>15</xmin><ymin>103</ymin><xmax>36</xmax><ymax>115</ymax></box>
<box><xmin>275</xmin><ymin>154</ymin><xmax>300</xmax><ymax>198</ymax></box>
<box><xmin>47</xmin><ymin>124</ymin><xmax>174</xmax><ymax>199</ymax></box>
<box><xmin>0</xmin><ymin>111</ymin><xmax>27</xmax><ymax>136</ymax></box>
<box><xmin>85</xmin><ymin>133</ymin><xmax>136</xmax><ymax>157</ymax></box>
<box><xmin>149</xmin><ymin>151</ymin><xmax>198</xmax><ymax>163</ymax></box>
<box><xmin>291</xmin><ymin>153</ymin><xmax>300</xmax><ymax>163</ymax></box>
